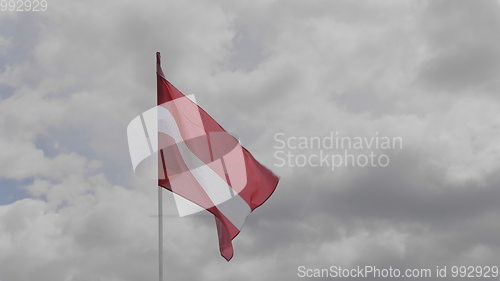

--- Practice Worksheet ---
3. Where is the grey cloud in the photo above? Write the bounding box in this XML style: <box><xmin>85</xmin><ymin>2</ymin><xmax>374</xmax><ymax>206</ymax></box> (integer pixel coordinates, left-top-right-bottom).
<box><xmin>418</xmin><ymin>0</ymin><xmax>500</xmax><ymax>92</ymax></box>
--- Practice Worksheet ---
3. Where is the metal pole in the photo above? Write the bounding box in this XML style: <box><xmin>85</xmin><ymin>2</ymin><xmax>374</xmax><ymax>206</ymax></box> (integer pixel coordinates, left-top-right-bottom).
<box><xmin>158</xmin><ymin>185</ymin><xmax>163</xmax><ymax>281</ymax></box>
<box><xmin>156</xmin><ymin>51</ymin><xmax>164</xmax><ymax>281</ymax></box>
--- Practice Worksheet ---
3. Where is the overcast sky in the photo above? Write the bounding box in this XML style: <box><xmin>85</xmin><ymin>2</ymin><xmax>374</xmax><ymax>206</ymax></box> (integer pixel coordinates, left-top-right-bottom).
<box><xmin>1</xmin><ymin>0</ymin><xmax>500</xmax><ymax>280</ymax></box>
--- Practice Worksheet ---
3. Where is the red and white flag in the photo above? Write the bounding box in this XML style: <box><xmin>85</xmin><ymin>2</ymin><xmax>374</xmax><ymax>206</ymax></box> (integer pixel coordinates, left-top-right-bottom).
<box><xmin>155</xmin><ymin>52</ymin><xmax>279</xmax><ymax>261</ymax></box>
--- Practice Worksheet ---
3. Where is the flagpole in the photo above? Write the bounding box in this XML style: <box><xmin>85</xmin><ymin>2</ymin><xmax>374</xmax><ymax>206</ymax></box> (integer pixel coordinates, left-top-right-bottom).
<box><xmin>156</xmin><ymin>51</ymin><xmax>164</xmax><ymax>281</ymax></box>
<box><xmin>158</xmin><ymin>185</ymin><xmax>164</xmax><ymax>281</ymax></box>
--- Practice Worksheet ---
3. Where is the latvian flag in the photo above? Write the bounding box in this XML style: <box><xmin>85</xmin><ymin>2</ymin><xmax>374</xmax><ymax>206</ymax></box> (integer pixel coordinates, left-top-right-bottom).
<box><xmin>155</xmin><ymin>52</ymin><xmax>279</xmax><ymax>261</ymax></box>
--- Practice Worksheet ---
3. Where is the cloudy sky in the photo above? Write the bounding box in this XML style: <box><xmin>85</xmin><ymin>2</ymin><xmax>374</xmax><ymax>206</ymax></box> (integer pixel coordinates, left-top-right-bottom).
<box><xmin>1</xmin><ymin>0</ymin><xmax>500</xmax><ymax>280</ymax></box>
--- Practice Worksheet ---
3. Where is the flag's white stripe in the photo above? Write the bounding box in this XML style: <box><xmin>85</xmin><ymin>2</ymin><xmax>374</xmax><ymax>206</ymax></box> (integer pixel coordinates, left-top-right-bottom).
<box><xmin>157</xmin><ymin>105</ymin><xmax>251</xmax><ymax>230</ymax></box>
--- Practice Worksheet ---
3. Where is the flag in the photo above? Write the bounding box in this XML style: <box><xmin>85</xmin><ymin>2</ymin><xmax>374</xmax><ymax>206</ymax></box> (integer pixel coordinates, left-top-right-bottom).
<box><xmin>155</xmin><ymin>52</ymin><xmax>279</xmax><ymax>261</ymax></box>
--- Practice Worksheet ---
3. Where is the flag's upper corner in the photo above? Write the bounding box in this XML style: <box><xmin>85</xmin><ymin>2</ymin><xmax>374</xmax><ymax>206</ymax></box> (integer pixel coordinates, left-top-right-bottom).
<box><xmin>156</xmin><ymin>52</ymin><xmax>165</xmax><ymax>78</ymax></box>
